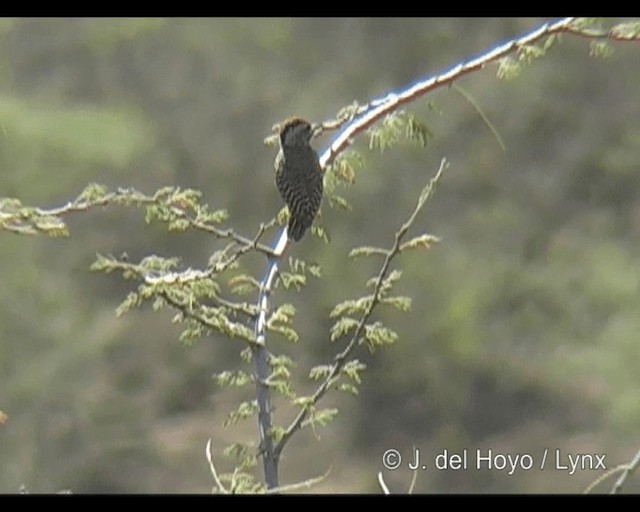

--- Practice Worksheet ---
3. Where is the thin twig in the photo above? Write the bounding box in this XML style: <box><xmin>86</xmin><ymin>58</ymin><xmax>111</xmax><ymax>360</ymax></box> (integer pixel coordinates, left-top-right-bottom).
<box><xmin>2</xmin><ymin>186</ymin><xmax>278</xmax><ymax>258</ymax></box>
<box><xmin>263</xmin><ymin>468</ymin><xmax>331</xmax><ymax>494</ymax></box>
<box><xmin>206</xmin><ymin>439</ymin><xmax>229</xmax><ymax>494</ymax></box>
<box><xmin>451</xmin><ymin>83</ymin><xmax>506</xmax><ymax>153</ymax></box>
<box><xmin>408</xmin><ymin>464</ymin><xmax>419</xmax><ymax>494</ymax></box>
<box><xmin>611</xmin><ymin>448</ymin><xmax>640</xmax><ymax>494</ymax></box>
<box><xmin>378</xmin><ymin>472</ymin><xmax>391</xmax><ymax>495</ymax></box>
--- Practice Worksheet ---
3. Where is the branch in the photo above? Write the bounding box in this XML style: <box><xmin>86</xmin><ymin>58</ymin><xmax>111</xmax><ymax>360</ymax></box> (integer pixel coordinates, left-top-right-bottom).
<box><xmin>206</xmin><ymin>439</ymin><xmax>229</xmax><ymax>494</ymax></box>
<box><xmin>250</xmin><ymin>238</ymin><xmax>286</xmax><ymax>488</ymax></box>
<box><xmin>1</xmin><ymin>185</ymin><xmax>278</xmax><ymax>258</ymax></box>
<box><xmin>251</xmin><ymin>338</ymin><xmax>278</xmax><ymax>488</ymax></box>
<box><xmin>92</xmin><ymin>255</ymin><xmax>260</xmax><ymax>345</ymax></box>
<box><xmin>313</xmin><ymin>17</ymin><xmax>640</xmax><ymax>170</ymax></box>
<box><xmin>263</xmin><ymin>468</ymin><xmax>331</xmax><ymax>495</ymax></box>
<box><xmin>378</xmin><ymin>472</ymin><xmax>390</xmax><ymax>495</ymax></box>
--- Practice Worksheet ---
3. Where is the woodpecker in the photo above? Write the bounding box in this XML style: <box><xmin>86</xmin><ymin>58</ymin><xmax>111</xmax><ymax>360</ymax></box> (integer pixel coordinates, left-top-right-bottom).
<box><xmin>274</xmin><ymin>117</ymin><xmax>323</xmax><ymax>242</ymax></box>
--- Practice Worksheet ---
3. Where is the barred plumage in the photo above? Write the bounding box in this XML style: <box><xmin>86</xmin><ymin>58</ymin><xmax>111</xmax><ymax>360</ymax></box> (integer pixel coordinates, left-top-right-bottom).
<box><xmin>274</xmin><ymin>118</ymin><xmax>323</xmax><ymax>242</ymax></box>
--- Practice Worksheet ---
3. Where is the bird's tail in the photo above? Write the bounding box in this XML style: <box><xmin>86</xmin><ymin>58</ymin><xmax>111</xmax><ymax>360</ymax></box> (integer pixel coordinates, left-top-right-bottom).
<box><xmin>287</xmin><ymin>216</ymin><xmax>309</xmax><ymax>242</ymax></box>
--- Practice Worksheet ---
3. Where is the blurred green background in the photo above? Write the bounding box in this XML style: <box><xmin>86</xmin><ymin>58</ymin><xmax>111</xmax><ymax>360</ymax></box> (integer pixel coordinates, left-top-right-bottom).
<box><xmin>1</xmin><ymin>18</ymin><xmax>639</xmax><ymax>493</ymax></box>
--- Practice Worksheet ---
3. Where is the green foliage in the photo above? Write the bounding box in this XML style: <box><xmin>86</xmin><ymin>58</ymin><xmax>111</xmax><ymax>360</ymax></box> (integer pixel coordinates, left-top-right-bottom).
<box><xmin>372</xmin><ymin>268</ymin><xmax>402</xmax><ymax>292</ymax></box>
<box><xmin>222</xmin><ymin>442</ymin><xmax>259</xmax><ymax>473</ymax></box>
<box><xmin>224</xmin><ymin>400</ymin><xmax>258</xmax><ymax>428</ymax></box>
<box><xmin>497</xmin><ymin>55</ymin><xmax>522</xmax><ymax>80</ymax></box>
<box><xmin>368</xmin><ymin>111</ymin><xmax>432</xmax><ymax>152</ymax></box>
<box><xmin>217</xmin><ymin>469</ymin><xmax>263</xmax><ymax>494</ymax></box>
<box><xmin>341</xmin><ymin>360</ymin><xmax>366</xmax><ymax>384</ymax></box>
<box><xmin>269</xmin><ymin>426</ymin><xmax>286</xmax><ymax>443</ymax></box>
<box><xmin>327</xmin><ymin>150</ymin><xmax>365</xmax><ymax>189</ymax></box>
<box><xmin>335</xmin><ymin>101</ymin><xmax>364</xmax><ymax>124</ymax></box>
<box><xmin>196</xmin><ymin>206</ymin><xmax>230</xmax><ymax>225</ymax></box>
<box><xmin>214</xmin><ymin>370</ymin><xmax>252</xmax><ymax>388</ymax></box>
<box><xmin>399</xmin><ymin>233</ymin><xmax>440</xmax><ymax>252</ymax></box>
<box><xmin>330</xmin><ymin>316</ymin><xmax>359</xmax><ymax>342</ymax></box>
<box><xmin>0</xmin><ymin>198</ymin><xmax>67</xmax><ymax>236</ymax></box>
<box><xmin>287</xmin><ymin>256</ymin><xmax>322</xmax><ymax>278</ymax></box>
<box><xmin>323</xmin><ymin>149</ymin><xmax>366</xmax><ymax>215</ymax></box>
<box><xmin>0</xmin><ymin>184</ymin><xmax>242</xmax><ymax>243</ymax></box>
<box><xmin>276</xmin><ymin>256</ymin><xmax>323</xmax><ymax>292</ymax></box>
<box><xmin>91</xmin><ymin>249</ymin><xmax>260</xmax><ymax>346</ymax></box>
<box><xmin>590</xmin><ymin>40</ymin><xmax>614</xmax><ymax>58</ymax></box>
<box><xmin>278</xmin><ymin>271</ymin><xmax>307</xmax><ymax>291</ymax></box>
<box><xmin>228</xmin><ymin>274</ymin><xmax>261</xmax><ymax>296</ymax></box>
<box><xmin>497</xmin><ymin>36</ymin><xmax>560</xmax><ymax>80</ymax></box>
<box><xmin>363</xmin><ymin>322</ymin><xmax>398</xmax><ymax>351</ymax></box>
<box><xmin>76</xmin><ymin>182</ymin><xmax>110</xmax><ymax>202</ymax></box>
<box><xmin>380</xmin><ymin>296</ymin><xmax>412</xmax><ymax>312</ymax></box>
<box><xmin>330</xmin><ymin>296</ymin><xmax>373</xmax><ymax>319</ymax></box>
<box><xmin>404</xmin><ymin>113</ymin><xmax>433</xmax><ymax>147</ymax></box>
<box><xmin>312</xmin><ymin>358</ymin><xmax>367</xmax><ymax>396</ymax></box>
<box><xmin>293</xmin><ymin>395</ymin><xmax>315</xmax><ymax>407</ymax></box>
<box><xmin>497</xmin><ymin>33</ymin><xmax>559</xmax><ymax>80</ymax></box>
<box><xmin>348</xmin><ymin>246</ymin><xmax>388</xmax><ymax>258</ymax></box>
<box><xmin>517</xmin><ymin>42</ymin><xmax>549</xmax><ymax>64</ymax></box>
<box><xmin>611</xmin><ymin>21</ymin><xmax>640</xmax><ymax>39</ymax></box>
<box><xmin>309</xmin><ymin>365</ymin><xmax>333</xmax><ymax>381</ymax></box>
<box><xmin>569</xmin><ymin>18</ymin><xmax>602</xmax><ymax>31</ymax></box>
<box><xmin>310</xmin><ymin>224</ymin><xmax>331</xmax><ymax>243</ymax></box>
<box><xmin>268</xmin><ymin>355</ymin><xmax>296</xmax><ymax>398</ymax></box>
<box><xmin>369</xmin><ymin>114</ymin><xmax>402</xmax><ymax>152</ymax></box>
<box><xmin>145</xmin><ymin>187</ymin><xmax>203</xmax><ymax>224</ymax></box>
<box><xmin>326</xmin><ymin>194</ymin><xmax>352</xmax><ymax>211</ymax></box>
<box><xmin>301</xmin><ymin>407</ymin><xmax>338</xmax><ymax>429</ymax></box>
<box><xmin>267</xmin><ymin>304</ymin><xmax>299</xmax><ymax>343</ymax></box>
<box><xmin>178</xmin><ymin>318</ymin><xmax>206</xmax><ymax>345</ymax></box>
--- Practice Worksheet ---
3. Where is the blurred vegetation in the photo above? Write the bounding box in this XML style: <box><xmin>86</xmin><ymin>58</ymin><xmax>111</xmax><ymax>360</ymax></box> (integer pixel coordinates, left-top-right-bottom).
<box><xmin>1</xmin><ymin>18</ymin><xmax>639</xmax><ymax>493</ymax></box>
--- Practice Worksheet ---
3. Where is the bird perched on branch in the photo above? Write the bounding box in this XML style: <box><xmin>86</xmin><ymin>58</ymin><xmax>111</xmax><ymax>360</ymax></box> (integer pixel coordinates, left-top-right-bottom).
<box><xmin>274</xmin><ymin>117</ymin><xmax>323</xmax><ymax>242</ymax></box>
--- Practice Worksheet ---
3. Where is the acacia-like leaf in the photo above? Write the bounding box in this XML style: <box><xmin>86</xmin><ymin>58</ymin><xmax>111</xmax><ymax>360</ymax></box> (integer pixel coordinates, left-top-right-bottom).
<box><xmin>497</xmin><ymin>56</ymin><xmax>522</xmax><ymax>80</ymax></box>
<box><xmin>611</xmin><ymin>21</ymin><xmax>640</xmax><ymax>39</ymax></box>
<box><xmin>309</xmin><ymin>365</ymin><xmax>333</xmax><ymax>381</ymax></box>
<box><xmin>405</xmin><ymin>114</ymin><xmax>433</xmax><ymax>147</ymax></box>
<box><xmin>590</xmin><ymin>40</ymin><xmax>614</xmax><ymax>58</ymax></box>
<box><xmin>116</xmin><ymin>292</ymin><xmax>140</xmax><ymax>316</ymax></box>
<box><xmin>330</xmin><ymin>316</ymin><xmax>359</xmax><ymax>342</ymax></box>
<box><xmin>380</xmin><ymin>296</ymin><xmax>412</xmax><ymax>312</ymax></box>
<box><xmin>363</xmin><ymin>322</ymin><xmax>398</xmax><ymax>350</ymax></box>
<box><xmin>399</xmin><ymin>234</ymin><xmax>440</xmax><ymax>252</ymax></box>
<box><xmin>228</xmin><ymin>274</ymin><xmax>261</xmax><ymax>296</ymax></box>
<box><xmin>214</xmin><ymin>370</ymin><xmax>252</xmax><ymax>388</ymax></box>
<box><xmin>224</xmin><ymin>400</ymin><xmax>258</xmax><ymax>427</ymax></box>
<box><xmin>330</xmin><ymin>296</ymin><xmax>373</xmax><ymax>318</ymax></box>
<box><xmin>348</xmin><ymin>246</ymin><xmax>387</xmax><ymax>258</ymax></box>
